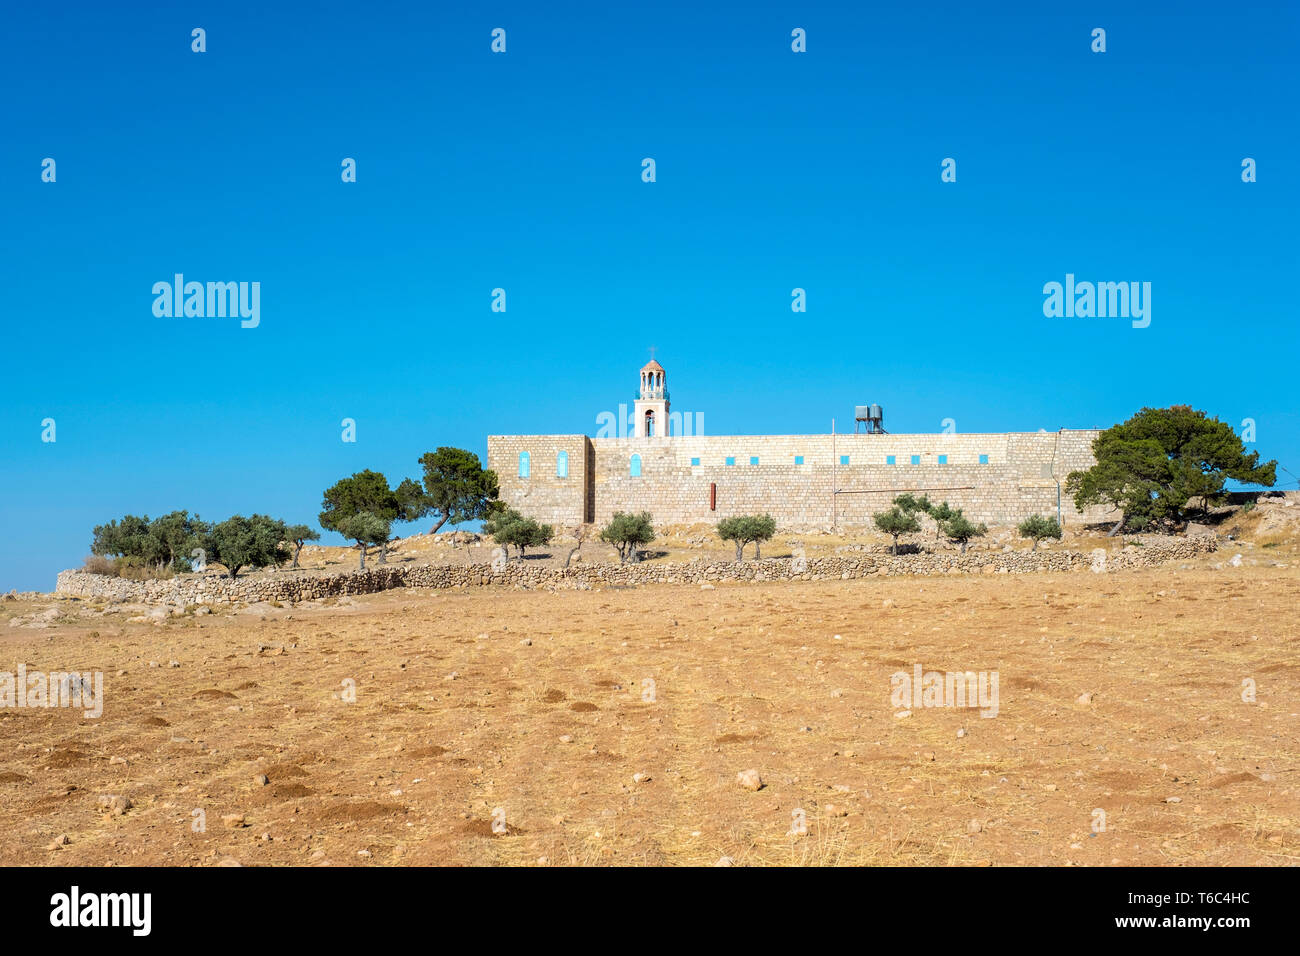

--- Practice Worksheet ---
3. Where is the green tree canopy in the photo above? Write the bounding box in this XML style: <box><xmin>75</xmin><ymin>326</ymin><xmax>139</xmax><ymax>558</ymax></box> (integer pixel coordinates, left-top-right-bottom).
<box><xmin>927</xmin><ymin>501</ymin><xmax>958</xmax><ymax>540</ymax></box>
<box><xmin>873</xmin><ymin>507</ymin><xmax>920</xmax><ymax>555</ymax></box>
<box><xmin>91</xmin><ymin>515</ymin><xmax>154</xmax><ymax>560</ymax></box>
<box><xmin>1017</xmin><ymin>514</ymin><xmax>1063</xmax><ymax>551</ymax></box>
<box><xmin>150</xmin><ymin>511</ymin><xmax>210</xmax><ymax>572</ymax></box>
<box><xmin>598</xmin><ymin>511</ymin><xmax>656</xmax><ymax>564</ymax></box>
<box><xmin>320</xmin><ymin>469</ymin><xmax>419</xmax><ymax>563</ymax></box>
<box><xmin>91</xmin><ymin>512</ymin><xmax>209</xmax><ymax>571</ymax></box>
<box><xmin>484</xmin><ymin>508</ymin><xmax>553</xmax><ymax>560</ymax></box>
<box><xmin>716</xmin><ymin>514</ymin><xmax>778</xmax><ymax>561</ymax></box>
<box><xmin>941</xmin><ymin>512</ymin><xmax>987</xmax><ymax>554</ymax></box>
<box><xmin>1066</xmin><ymin>406</ymin><xmax>1276</xmax><ymax>532</ymax></box>
<box><xmin>208</xmin><ymin>515</ymin><xmax>290</xmax><ymax>579</ymax></box>
<box><xmin>335</xmin><ymin>511</ymin><xmax>391</xmax><ymax>570</ymax></box>
<box><xmin>417</xmin><ymin>447</ymin><xmax>501</xmax><ymax>535</ymax></box>
<box><xmin>284</xmin><ymin>523</ymin><xmax>320</xmax><ymax>569</ymax></box>
<box><xmin>893</xmin><ymin>493</ymin><xmax>933</xmax><ymax>516</ymax></box>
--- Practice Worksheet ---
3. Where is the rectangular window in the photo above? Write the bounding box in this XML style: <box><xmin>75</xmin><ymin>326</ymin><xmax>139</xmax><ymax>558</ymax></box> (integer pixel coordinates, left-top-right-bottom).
<box><xmin>690</xmin><ymin>456</ymin><xmax>700</xmax><ymax>466</ymax></box>
<box><xmin>750</xmin><ymin>456</ymin><xmax>759</xmax><ymax>466</ymax></box>
<box><xmin>840</xmin><ymin>455</ymin><xmax>850</xmax><ymax>465</ymax></box>
<box><xmin>979</xmin><ymin>454</ymin><xmax>989</xmax><ymax>465</ymax></box>
<box><xmin>794</xmin><ymin>455</ymin><xmax>804</xmax><ymax>465</ymax></box>
<box><xmin>886</xmin><ymin>455</ymin><xmax>896</xmax><ymax>465</ymax></box>
<box><xmin>938</xmin><ymin>454</ymin><xmax>948</xmax><ymax>465</ymax></box>
<box><xmin>910</xmin><ymin>455</ymin><xmax>921</xmax><ymax>465</ymax></box>
<box><xmin>725</xmin><ymin>456</ymin><xmax>735</xmax><ymax>466</ymax></box>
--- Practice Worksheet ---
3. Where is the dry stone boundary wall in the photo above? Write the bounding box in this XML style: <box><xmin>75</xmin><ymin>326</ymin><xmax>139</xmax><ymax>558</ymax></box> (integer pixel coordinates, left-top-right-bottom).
<box><xmin>55</xmin><ymin>536</ymin><xmax>1218</xmax><ymax>606</ymax></box>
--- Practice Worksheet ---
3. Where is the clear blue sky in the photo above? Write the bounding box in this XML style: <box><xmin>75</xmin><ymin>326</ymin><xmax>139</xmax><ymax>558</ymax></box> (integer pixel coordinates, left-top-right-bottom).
<box><xmin>2</xmin><ymin>0</ymin><xmax>1296</xmax><ymax>591</ymax></box>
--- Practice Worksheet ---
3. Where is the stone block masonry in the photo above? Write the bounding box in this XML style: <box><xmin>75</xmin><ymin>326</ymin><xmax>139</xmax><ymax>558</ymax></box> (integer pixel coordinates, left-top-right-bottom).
<box><xmin>489</xmin><ymin>430</ymin><xmax>1115</xmax><ymax>531</ymax></box>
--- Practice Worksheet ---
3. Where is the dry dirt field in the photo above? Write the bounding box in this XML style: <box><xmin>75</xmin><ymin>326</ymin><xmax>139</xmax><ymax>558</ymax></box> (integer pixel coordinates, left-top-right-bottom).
<box><xmin>3</xmin><ymin>509</ymin><xmax>1298</xmax><ymax>867</ymax></box>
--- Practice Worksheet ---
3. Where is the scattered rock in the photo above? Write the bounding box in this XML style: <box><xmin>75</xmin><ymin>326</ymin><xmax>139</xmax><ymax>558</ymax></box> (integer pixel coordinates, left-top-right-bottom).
<box><xmin>96</xmin><ymin>794</ymin><xmax>132</xmax><ymax>816</ymax></box>
<box><xmin>736</xmin><ymin>769</ymin><xmax>763</xmax><ymax>791</ymax></box>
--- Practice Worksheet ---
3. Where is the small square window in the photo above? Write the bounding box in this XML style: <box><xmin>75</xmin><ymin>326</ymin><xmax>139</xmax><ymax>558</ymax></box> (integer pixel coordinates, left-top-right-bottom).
<box><xmin>725</xmin><ymin>456</ymin><xmax>735</xmax><ymax>466</ymax></box>
<box><xmin>690</xmin><ymin>456</ymin><xmax>700</xmax><ymax>466</ymax></box>
<box><xmin>794</xmin><ymin>455</ymin><xmax>804</xmax><ymax>465</ymax></box>
<box><xmin>886</xmin><ymin>455</ymin><xmax>896</xmax><ymax>465</ymax></box>
<box><xmin>750</xmin><ymin>456</ymin><xmax>759</xmax><ymax>466</ymax></box>
<box><xmin>979</xmin><ymin>454</ymin><xmax>989</xmax><ymax>465</ymax></box>
<box><xmin>937</xmin><ymin>454</ymin><xmax>948</xmax><ymax>465</ymax></box>
<box><xmin>911</xmin><ymin>455</ymin><xmax>921</xmax><ymax>465</ymax></box>
<box><xmin>840</xmin><ymin>455</ymin><xmax>850</xmax><ymax>465</ymax></box>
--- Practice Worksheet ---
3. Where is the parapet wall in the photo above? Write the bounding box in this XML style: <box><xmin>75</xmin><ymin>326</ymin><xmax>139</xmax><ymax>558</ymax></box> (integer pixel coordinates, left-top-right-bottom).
<box><xmin>54</xmin><ymin>535</ymin><xmax>1216</xmax><ymax>605</ymax></box>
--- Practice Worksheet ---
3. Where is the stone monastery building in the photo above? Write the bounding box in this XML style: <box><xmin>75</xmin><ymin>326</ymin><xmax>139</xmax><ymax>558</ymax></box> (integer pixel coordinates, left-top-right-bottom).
<box><xmin>487</xmin><ymin>360</ymin><xmax>1109</xmax><ymax>531</ymax></box>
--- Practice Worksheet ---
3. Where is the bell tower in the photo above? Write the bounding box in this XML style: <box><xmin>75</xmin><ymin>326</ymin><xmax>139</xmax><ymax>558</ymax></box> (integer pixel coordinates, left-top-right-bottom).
<box><xmin>634</xmin><ymin>357</ymin><xmax>669</xmax><ymax>438</ymax></box>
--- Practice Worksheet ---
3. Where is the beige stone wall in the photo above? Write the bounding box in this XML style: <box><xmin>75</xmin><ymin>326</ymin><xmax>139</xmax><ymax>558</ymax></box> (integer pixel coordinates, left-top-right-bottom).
<box><xmin>487</xmin><ymin>435</ymin><xmax>592</xmax><ymax>528</ymax></box>
<box><xmin>489</xmin><ymin>430</ymin><xmax>1113</xmax><ymax>531</ymax></box>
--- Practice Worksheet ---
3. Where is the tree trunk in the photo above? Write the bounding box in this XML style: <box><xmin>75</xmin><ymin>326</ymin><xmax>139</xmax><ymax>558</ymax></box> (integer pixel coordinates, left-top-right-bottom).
<box><xmin>891</xmin><ymin>537</ymin><xmax>898</xmax><ymax>556</ymax></box>
<box><xmin>735</xmin><ymin>541</ymin><xmax>744</xmax><ymax>561</ymax></box>
<box><xmin>755</xmin><ymin>542</ymin><xmax>761</xmax><ymax>559</ymax></box>
<box><xmin>1107</xmin><ymin>517</ymin><xmax>1124</xmax><ymax>537</ymax></box>
<box><xmin>428</xmin><ymin>512</ymin><xmax>449</xmax><ymax>536</ymax></box>
<box><xmin>960</xmin><ymin>540</ymin><xmax>967</xmax><ymax>555</ymax></box>
<box><xmin>292</xmin><ymin>542</ymin><xmax>302</xmax><ymax>568</ymax></box>
<box><xmin>1031</xmin><ymin>538</ymin><xmax>1038</xmax><ymax>552</ymax></box>
<box><xmin>379</xmin><ymin>539</ymin><xmax>388</xmax><ymax>564</ymax></box>
<box><xmin>564</xmin><ymin>545</ymin><xmax>580</xmax><ymax>569</ymax></box>
<box><xmin>359</xmin><ymin>543</ymin><xmax>367</xmax><ymax>570</ymax></box>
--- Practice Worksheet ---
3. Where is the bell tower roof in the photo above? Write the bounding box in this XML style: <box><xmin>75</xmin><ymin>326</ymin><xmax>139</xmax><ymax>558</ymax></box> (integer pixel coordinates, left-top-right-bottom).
<box><xmin>641</xmin><ymin>359</ymin><xmax>665</xmax><ymax>373</ymax></box>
